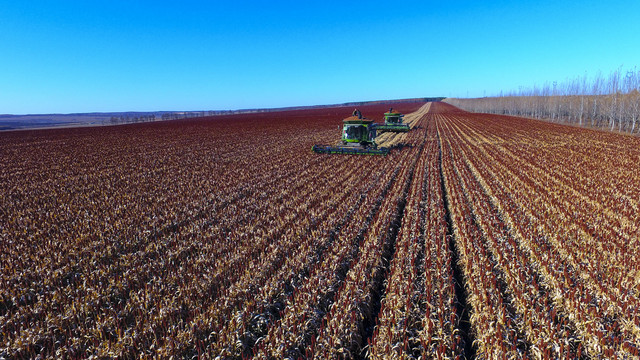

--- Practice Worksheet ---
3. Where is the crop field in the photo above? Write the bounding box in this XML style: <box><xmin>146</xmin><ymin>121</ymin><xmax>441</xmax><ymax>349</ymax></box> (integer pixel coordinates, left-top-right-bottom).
<box><xmin>2</xmin><ymin>101</ymin><xmax>640</xmax><ymax>359</ymax></box>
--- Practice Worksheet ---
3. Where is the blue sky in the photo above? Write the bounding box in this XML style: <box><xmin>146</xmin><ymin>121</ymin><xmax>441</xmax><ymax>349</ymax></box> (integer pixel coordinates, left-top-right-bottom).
<box><xmin>1</xmin><ymin>0</ymin><xmax>639</xmax><ymax>114</ymax></box>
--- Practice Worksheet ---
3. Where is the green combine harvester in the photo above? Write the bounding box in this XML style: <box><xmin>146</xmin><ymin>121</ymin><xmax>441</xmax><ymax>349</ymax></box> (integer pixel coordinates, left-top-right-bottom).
<box><xmin>312</xmin><ymin>108</ymin><xmax>409</xmax><ymax>155</ymax></box>
<box><xmin>377</xmin><ymin>109</ymin><xmax>410</xmax><ymax>132</ymax></box>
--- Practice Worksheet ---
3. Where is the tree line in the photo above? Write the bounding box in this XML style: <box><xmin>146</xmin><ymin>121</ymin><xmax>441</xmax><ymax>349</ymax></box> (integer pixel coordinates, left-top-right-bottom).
<box><xmin>109</xmin><ymin>114</ymin><xmax>156</xmax><ymax>124</ymax></box>
<box><xmin>445</xmin><ymin>67</ymin><xmax>640</xmax><ymax>134</ymax></box>
<box><xmin>109</xmin><ymin>112</ymin><xmax>216</xmax><ymax>124</ymax></box>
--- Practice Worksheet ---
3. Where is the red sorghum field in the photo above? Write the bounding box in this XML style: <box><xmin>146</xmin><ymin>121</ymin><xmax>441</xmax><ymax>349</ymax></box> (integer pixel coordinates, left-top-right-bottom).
<box><xmin>1</xmin><ymin>101</ymin><xmax>639</xmax><ymax>359</ymax></box>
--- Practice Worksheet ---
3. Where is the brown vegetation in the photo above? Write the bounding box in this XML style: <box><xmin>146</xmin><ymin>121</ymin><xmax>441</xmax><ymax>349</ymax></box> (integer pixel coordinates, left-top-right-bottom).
<box><xmin>2</xmin><ymin>101</ymin><xmax>639</xmax><ymax>358</ymax></box>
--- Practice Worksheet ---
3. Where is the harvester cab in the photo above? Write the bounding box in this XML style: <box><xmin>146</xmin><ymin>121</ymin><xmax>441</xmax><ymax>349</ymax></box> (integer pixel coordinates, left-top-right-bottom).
<box><xmin>341</xmin><ymin>117</ymin><xmax>375</xmax><ymax>147</ymax></box>
<box><xmin>312</xmin><ymin>108</ymin><xmax>410</xmax><ymax>155</ymax></box>
<box><xmin>384</xmin><ymin>108</ymin><xmax>403</xmax><ymax>124</ymax></box>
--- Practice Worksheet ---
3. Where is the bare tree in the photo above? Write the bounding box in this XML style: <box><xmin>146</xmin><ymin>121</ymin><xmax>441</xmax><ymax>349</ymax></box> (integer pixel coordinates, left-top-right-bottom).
<box><xmin>444</xmin><ymin>67</ymin><xmax>640</xmax><ymax>134</ymax></box>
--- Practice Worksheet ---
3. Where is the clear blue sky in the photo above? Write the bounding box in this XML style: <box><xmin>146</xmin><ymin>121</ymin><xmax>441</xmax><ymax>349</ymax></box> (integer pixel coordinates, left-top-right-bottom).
<box><xmin>1</xmin><ymin>0</ymin><xmax>639</xmax><ymax>114</ymax></box>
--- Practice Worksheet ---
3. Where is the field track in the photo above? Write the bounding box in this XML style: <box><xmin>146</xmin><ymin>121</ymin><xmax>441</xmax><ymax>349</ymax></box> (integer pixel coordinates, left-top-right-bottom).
<box><xmin>2</xmin><ymin>102</ymin><xmax>640</xmax><ymax>359</ymax></box>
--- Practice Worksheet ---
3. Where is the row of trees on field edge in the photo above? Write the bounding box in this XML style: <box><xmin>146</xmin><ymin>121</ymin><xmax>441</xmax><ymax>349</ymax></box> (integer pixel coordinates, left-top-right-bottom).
<box><xmin>445</xmin><ymin>67</ymin><xmax>640</xmax><ymax>134</ymax></box>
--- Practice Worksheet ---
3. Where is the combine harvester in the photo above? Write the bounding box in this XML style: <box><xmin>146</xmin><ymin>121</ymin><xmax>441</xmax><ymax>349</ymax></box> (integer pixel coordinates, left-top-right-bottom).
<box><xmin>312</xmin><ymin>108</ymin><xmax>409</xmax><ymax>155</ymax></box>
<box><xmin>377</xmin><ymin>108</ymin><xmax>410</xmax><ymax>132</ymax></box>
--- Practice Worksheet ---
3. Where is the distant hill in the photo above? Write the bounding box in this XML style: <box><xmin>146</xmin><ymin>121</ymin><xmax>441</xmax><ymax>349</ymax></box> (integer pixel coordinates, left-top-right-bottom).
<box><xmin>0</xmin><ymin>112</ymin><xmax>161</xmax><ymax>131</ymax></box>
<box><xmin>0</xmin><ymin>97</ymin><xmax>445</xmax><ymax>131</ymax></box>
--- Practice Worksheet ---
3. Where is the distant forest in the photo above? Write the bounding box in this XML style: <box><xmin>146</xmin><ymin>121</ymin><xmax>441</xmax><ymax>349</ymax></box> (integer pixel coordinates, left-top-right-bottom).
<box><xmin>446</xmin><ymin>67</ymin><xmax>640</xmax><ymax>134</ymax></box>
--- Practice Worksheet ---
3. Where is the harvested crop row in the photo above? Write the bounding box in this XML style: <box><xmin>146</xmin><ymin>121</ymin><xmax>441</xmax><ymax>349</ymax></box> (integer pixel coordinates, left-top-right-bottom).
<box><xmin>5</xmin><ymin>99</ymin><xmax>639</xmax><ymax>359</ymax></box>
<box><xmin>2</xmin><ymin>119</ymin><xmax>349</xmax><ymax>358</ymax></box>
<box><xmin>253</xmin><ymin>152</ymin><xmax>405</xmax><ymax>359</ymax></box>
<box><xmin>368</xmin><ymin>111</ymin><xmax>461</xmax><ymax>359</ymax></box>
<box><xmin>0</xmin><ymin>102</ymin><xmax>425</xmax><ymax>358</ymax></box>
<box><xmin>441</xmin><ymin>114</ymin><xmax>585</xmax><ymax>358</ymax></box>
<box><xmin>453</xmin><ymin>116</ymin><xmax>640</xmax><ymax>357</ymax></box>
<box><xmin>434</xmin><ymin>103</ymin><xmax>640</xmax><ymax>358</ymax></box>
<box><xmin>311</xmin><ymin>120</ymin><xmax>424</xmax><ymax>359</ymax></box>
<box><xmin>202</xmin><ymin>157</ymin><xmax>391</xmax><ymax>358</ymax></box>
<box><xmin>252</xmin><ymin>106</ymin><xmax>430</xmax><ymax>359</ymax></box>
<box><xmin>368</xmin><ymin>119</ymin><xmax>431</xmax><ymax>359</ymax></box>
<box><xmin>437</xmin><ymin>113</ymin><xmax>526</xmax><ymax>358</ymax></box>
